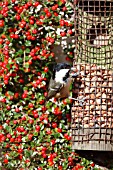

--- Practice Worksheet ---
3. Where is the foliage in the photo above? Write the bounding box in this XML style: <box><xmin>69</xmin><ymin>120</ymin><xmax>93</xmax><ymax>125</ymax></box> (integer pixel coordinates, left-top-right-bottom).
<box><xmin>0</xmin><ymin>0</ymin><xmax>96</xmax><ymax>169</ymax></box>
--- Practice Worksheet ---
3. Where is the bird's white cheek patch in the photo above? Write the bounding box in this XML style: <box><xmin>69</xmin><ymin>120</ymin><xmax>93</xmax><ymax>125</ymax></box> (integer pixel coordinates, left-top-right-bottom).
<box><xmin>55</xmin><ymin>69</ymin><xmax>69</xmax><ymax>83</ymax></box>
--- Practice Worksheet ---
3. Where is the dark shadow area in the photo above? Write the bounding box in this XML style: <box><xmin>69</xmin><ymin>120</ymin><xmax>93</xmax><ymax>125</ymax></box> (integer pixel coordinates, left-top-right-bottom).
<box><xmin>76</xmin><ymin>150</ymin><xmax>113</xmax><ymax>169</ymax></box>
<box><xmin>87</xmin><ymin>24</ymin><xmax>108</xmax><ymax>45</ymax></box>
<box><xmin>78</xmin><ymin>0</ymin><xmax>113</xmax><ymax>16</ymax></box>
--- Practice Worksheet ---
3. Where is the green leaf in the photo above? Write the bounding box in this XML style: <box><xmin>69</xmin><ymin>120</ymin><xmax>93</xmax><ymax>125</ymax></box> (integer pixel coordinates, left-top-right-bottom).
<box><xmin>0</xmin><ymin>14</ymin><xmax>3</xmax><ymax>19</ymax></box>
<box><xmin>47</xmin><ymin>167</ymin><xmax>53</xmax><ymax>170</ymax></box>
<box><xmin>15</xmin><ymin>49</ymin><xmax>23</xmax><ymax>56</ymax></box>
<box><xmin>25</xmin><ymin>40</ymin><xmax>31</xmax><ymax>46</ymax></box>
<box><xmin>24</xmin><ymin>63</ymin><xmax>30</xmax><ymax>68</ymax></box>
<box><xmin>62</xmin><ymin>160</ymin><xmax>68</xmax><ymax>169</ymax></box>
<box><xmin>5</xmin><ymin>126</ymin><xmax>12</xmax><ymax>134</ymax></box>
<box><xmin>57</xmin><ymin>0</ymin><xmax>63</xmax><ymax>6</ymax></box>
<box><xmin>6</xmin><ymin>64</ymin><xmax>11</xmax><ymax>69</ymax></box>
<box><xmin>14</xmin><ymin>113</ymin><xmax>22</xmax><ymax>119</ymax></box>
<box><xmin>24</xmin><ymin>150</ymin><xmax>33</xmax><ymax>158</ymax></box>
<box><xmin>16</xmin><ymin>57</ymin><xmax>23</xmax><ymax>63</ymax></box>
<box><xmin>40</xmin><ymin>124</ymin><xmax>44</xmax><ymax>130</ymax></box>
<box><xmin>25</xmin><ymin>48</ymin><xmax>30</xmax><ymax>53</ymax></box>
<box><xmin>8</xmin><ymin>91</ymin><xmax>14</xmax><ymax>96</ymax></box>
<box><xmin>24</xmin><ymin>55</ymin><xmax>32</xmax><ymax>61</ymax></box>
<box><xmin>33</xmin><ymin>131</ymin><xmax>39</xmax><ymax>136</ymax></box>
<box><xmin>54</xmin><ymin>146</ymin><xmax>58</xmax><ymax>153</ymax></box>
<box><xmin>10</xmin><ymin>151</ymin><xmax>19</xmax><ymax>158</ymax></box>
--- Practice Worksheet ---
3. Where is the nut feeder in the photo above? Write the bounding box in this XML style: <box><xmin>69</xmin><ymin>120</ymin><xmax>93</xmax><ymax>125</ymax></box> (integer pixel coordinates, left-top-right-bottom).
<box><xmin>72</xmin><ymin>0</ymin><xmax>113</xmax><ymax>151</ymax></box>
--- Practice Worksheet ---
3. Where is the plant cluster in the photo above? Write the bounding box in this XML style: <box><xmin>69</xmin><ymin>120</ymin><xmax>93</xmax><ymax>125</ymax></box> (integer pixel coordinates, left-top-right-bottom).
<box><xmin>0</xmin><ymin>0</ymin><xmax>96</xmax><ymax>169</ymax></box>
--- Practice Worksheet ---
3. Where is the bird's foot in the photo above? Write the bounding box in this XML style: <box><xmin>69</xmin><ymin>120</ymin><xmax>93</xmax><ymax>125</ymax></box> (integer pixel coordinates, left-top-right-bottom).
<box><xmin>70</xmin><ymin>72</ymin><xmax>79</xmax><ymax>78</ymax></box>
<box><xmin>69</xmin><ymin>97</ymin><xmax>85</xmax><ymax>106</ymax></box>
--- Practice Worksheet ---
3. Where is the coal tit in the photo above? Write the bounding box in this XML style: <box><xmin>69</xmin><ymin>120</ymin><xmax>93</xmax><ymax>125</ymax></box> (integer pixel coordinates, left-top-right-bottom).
<box><xmin>46</xmin><ymin>62</ymin><xmax>81</xmax><ymax>102</ymax></box>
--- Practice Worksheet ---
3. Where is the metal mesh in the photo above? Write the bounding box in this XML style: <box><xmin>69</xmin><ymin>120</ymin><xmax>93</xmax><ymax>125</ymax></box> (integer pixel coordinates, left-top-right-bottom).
<box><xmin>72</xmin><ymin>0</ymin><xmax>113</xmax><ymax>150</ymax></box>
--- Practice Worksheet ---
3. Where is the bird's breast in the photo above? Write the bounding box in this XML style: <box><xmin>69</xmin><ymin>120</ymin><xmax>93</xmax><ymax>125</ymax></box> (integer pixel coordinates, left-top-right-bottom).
<box><xmin>55</xmin><ymin>78</ymin><xmax>72</xmax><ymax>99</ymax></box>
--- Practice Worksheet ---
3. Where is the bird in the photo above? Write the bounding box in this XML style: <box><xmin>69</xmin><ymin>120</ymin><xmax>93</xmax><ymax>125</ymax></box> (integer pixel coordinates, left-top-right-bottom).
<box><xmin>46</xmin><ymin>62</ymin><xmax>84</xmax><ymax>105</ymax></box>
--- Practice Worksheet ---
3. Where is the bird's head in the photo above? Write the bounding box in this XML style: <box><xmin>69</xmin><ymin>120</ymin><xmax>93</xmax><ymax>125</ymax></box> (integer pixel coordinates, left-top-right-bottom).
<box><xmin>52</xmin><ymin>63</ymin><xmax>78</xmax><ymax>83</ymax></box>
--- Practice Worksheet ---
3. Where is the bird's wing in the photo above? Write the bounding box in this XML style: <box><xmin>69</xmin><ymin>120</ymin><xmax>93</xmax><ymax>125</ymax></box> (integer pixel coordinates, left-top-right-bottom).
<box><xmin>47</xmin><ymin>78</ymin><xmax>63</xmax><ymax>100</ymax></box>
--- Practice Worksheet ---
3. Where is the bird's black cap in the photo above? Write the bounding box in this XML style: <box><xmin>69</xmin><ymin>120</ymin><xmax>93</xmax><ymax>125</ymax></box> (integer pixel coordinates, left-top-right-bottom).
<box><xmin>53</xmin><ymin>63</ymin><xmax>71</xmax><ymax>72</ymax></box>
<box><xmin>52</xmin><ymin>63</ymin><xmax>71</xmax><ymax>79</ymax></box>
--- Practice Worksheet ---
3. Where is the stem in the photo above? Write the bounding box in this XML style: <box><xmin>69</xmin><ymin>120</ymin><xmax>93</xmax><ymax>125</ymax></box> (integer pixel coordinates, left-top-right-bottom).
<box><xmin>23</xmin><ymin>50</ymin><xmax>26</xmax><ymax>67</ymax></box>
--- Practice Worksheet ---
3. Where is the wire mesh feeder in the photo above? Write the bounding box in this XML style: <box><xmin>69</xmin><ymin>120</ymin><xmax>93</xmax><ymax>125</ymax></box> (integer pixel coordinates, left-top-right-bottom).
<box><xmin>72</xmin><ymin>0</ymin><xmax>113</xmax><ymax>150</ymax></box>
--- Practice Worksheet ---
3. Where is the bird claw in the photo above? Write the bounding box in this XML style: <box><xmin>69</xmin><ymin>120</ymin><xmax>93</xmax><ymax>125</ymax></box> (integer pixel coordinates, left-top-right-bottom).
<box><xmin>69</xmin><ymin>97</ymin><xmax>85</xmax><ymax>106</ymax></box>
<box><xmin>78</xmin><ymin>98</ymin><xmax>85</xmax><ymax>106</ymax></box>
<box><xmin>49</xmin><ymin>97</ymin><xmax>85</xmax><ymax>107</ymax></box>
<box><xmin>70</xmin><ymin>72</ymin><xmax>79</xmax><ymax>78</ymax></box>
